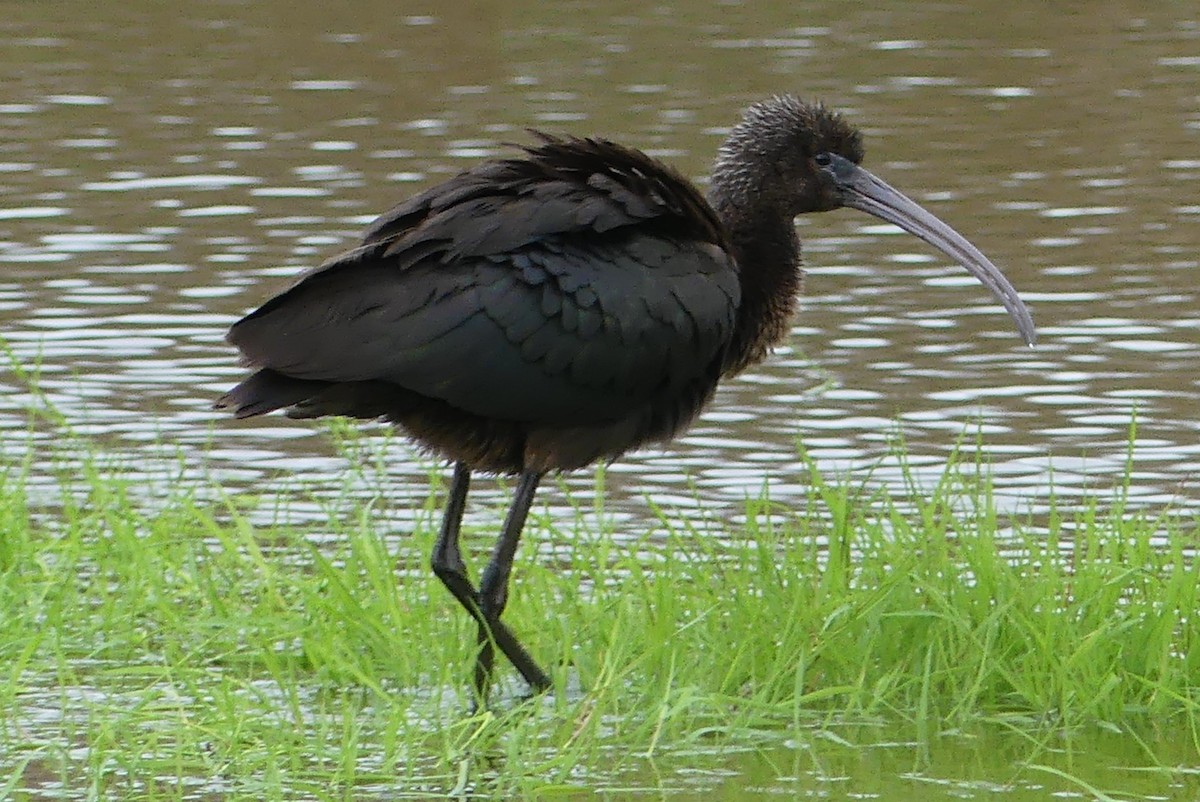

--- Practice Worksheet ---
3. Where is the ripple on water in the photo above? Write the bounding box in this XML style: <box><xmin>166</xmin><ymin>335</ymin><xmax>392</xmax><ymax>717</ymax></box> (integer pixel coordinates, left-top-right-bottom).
<box><xmin>0</xmin><ymin>0</ymin><xmax>1196</xmax><ymax>542</ymax></box>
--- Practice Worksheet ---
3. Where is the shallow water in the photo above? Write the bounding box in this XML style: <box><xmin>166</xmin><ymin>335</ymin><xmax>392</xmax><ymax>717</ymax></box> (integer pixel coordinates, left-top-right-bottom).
<box><xmin>601</xmin><ymin>723</ymin><xmax>1200</xmax><ymax>802</ymax></box>
<box><xmin>2</xmin><ymin>1</ymin><xmax>1199</xmax><ymax>797</ymax></box>
<box><xmin>10</xmin><ymin>690</ymin><xmax>1200</xmax><ymax>802</ymax></box>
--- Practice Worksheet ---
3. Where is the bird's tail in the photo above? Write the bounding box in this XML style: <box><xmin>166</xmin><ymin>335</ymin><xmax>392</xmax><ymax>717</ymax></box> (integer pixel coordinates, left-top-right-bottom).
<box><xmin>215</xmin><ymin>369</ymin><xmax>327</xmax><ymax>419</ymax></box>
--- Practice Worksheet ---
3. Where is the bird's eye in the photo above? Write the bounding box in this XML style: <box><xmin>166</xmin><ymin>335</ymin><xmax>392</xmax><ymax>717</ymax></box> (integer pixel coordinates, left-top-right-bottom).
<box><xmin>814</xmin><ymin>153</ymin><xmax>833</xmax><ymax>167</ymax></box>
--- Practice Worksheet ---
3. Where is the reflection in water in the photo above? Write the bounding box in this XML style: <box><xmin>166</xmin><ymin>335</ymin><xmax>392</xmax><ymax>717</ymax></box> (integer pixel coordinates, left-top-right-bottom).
<box><xmin>0</xmin><ymin>2</ymin><xmax>1198</xmax><ymax>528</ymax></box>
<box><xmin>9</xmin><ymin>679</ymin><xmax>1199</xmax><ymax>802</ymax></box>
<box><xmin>0</xmin><ymin>2</ymin><xmax>1196</xmax><ymax>533</ymax></box>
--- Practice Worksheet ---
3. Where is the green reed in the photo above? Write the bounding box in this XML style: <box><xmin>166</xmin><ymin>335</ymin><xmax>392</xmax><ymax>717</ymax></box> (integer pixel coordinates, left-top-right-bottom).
<box><xmin>1</xmin><ymin>416</ymin><xmax>1197</xmax><ymax>799</ymax></box>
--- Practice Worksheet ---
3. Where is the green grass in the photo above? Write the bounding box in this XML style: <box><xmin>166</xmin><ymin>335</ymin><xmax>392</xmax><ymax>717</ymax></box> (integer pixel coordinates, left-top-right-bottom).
<box><xmin>2</xmin><ymin>418</ymin><xmax>1200</xmax><ymax>799</ymax></box>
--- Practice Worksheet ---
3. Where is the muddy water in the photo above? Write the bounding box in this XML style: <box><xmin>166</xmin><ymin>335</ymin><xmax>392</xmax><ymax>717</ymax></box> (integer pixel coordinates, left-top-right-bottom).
<box><xmin>2</xmin><ymin>2</ymin><xmax>1198</xmax><ymax>525</ymax></box>
<box><xmin>1</xmin><ymin>2</ymin><xmax>1198</xmax><ymax>796</ymax></box>
<box><xmin>617</xmin><ymin>723</ymin><xmax>1200</xmax><ymax>802</ymax></box>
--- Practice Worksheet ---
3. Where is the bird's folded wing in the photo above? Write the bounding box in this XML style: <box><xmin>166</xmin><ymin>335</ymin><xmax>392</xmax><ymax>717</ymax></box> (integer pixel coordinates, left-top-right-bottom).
<box><xmin>227</xmin><ymin>233</ymin><xmax>738</xmax><ymax>425</ymax></box>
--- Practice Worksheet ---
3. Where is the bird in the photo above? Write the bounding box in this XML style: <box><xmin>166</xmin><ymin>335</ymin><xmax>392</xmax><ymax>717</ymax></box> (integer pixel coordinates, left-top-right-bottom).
<box><xmin>216</xmin><ymin>95</ymin><xmax>1036</xmax><ymax>700</ymax></box>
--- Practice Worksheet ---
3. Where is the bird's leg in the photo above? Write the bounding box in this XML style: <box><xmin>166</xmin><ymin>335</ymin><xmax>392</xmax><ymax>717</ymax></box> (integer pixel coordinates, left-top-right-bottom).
<box><xmin>430</xmin><ymin>461</ymin><xmax>478</xmax><ymax>619</ymax></box>
<box><xmin>429</xmin><ymin>463</ymin><xmax>551</xmax><ymax>699</ymax></box>
<box><xmin>476</xmin><ymin>470</ymin><xmax>550</xmax><ymax>694</ymax></box>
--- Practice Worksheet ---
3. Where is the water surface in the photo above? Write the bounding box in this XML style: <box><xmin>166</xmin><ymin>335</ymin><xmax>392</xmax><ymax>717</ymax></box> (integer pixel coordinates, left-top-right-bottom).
<box><xmin>3</xmin><ymin>3</ymin><xmax>1198</xmax><ymax>528</ymax></box>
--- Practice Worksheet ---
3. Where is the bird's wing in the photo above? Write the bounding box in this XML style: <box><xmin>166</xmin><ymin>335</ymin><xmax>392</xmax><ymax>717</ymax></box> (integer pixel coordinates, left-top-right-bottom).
<box><xmin>228</xmin><ymin>141</ymin><xmax>740</xmax><ymax>425</ymax></box>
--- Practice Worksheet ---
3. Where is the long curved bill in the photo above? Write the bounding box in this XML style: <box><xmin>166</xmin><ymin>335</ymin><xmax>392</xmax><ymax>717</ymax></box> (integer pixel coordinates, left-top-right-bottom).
<box><xmin>821</xmin><ymin>153</ymin><xmax>1036</xmax><ymax>346</ymax></box>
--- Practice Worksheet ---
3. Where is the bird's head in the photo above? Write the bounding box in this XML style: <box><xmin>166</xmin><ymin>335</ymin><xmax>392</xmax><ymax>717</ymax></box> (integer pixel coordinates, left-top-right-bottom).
<box><xmin>714</xmin><ymin>95</ymin><xmax>865</xmax><ymax>216</ymax></box>
<box><xmin>712</xmin><ymin>95</ymin><xmax>1036</xmax><ymax>346</ymax></box>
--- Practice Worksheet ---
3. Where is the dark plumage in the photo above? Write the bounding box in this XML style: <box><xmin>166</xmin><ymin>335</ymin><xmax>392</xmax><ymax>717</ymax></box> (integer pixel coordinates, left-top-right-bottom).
<box><xmin>218</xmin><ymin>95</ymin><xmax>1035</xmax><ymax>699</ymax></box>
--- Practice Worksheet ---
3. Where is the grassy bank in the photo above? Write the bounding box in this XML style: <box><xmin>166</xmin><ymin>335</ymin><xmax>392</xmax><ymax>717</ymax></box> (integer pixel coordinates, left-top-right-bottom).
<box><xmin>1</xmin><ymin>423</ymin><xmax>1199</xmax><ymax>799</ymax></box>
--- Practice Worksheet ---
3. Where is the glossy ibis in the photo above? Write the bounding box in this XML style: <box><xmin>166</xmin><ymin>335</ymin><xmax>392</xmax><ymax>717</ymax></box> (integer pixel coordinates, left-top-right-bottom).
<box><xmin>217</xmin><ymin>95</ymin><xmax>1036</xmax><ymax>699</ymax></box>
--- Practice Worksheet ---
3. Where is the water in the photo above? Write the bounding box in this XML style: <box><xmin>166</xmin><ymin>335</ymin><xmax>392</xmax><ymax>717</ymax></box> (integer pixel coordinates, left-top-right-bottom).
<box><xmin>2</xmin><ymin>1</ymin><xmax>1199</xmax><ymax>797</ymax></box>
<box><xmin>3</xmin><ymin>4</ymin><xmax>1199</xmax><ymax>521</ymax></box>
<box><xmin>603</xmin><ymin>724</ymin><xmax>1200</xmax><ymax>801</ymax></box>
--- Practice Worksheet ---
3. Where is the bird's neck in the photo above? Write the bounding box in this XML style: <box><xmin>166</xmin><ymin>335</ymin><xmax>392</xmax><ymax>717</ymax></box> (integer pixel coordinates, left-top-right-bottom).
<box><xmin>715</xmin><ymin>198</ymin><xmax>803</xmax><ymax>376</ymax></box>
